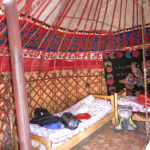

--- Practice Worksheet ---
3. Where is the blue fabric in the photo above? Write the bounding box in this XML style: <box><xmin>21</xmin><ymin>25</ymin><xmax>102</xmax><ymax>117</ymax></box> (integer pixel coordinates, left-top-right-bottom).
<box><xmin>43</xmin><ymin>121</ymin><xmax>62</xmax><ymax>129</ymax></box>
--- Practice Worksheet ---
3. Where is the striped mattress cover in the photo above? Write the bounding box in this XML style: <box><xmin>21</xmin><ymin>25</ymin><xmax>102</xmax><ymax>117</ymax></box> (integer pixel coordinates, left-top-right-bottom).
<box><xmin>118</xmin><ymin>96</ymin><xmax>150</xmax><ymax>113</ymax></box>
<box><xmin>30</xmin><ymin>96</ymin><xmax>112</xmax><ymax>150</ymax></box>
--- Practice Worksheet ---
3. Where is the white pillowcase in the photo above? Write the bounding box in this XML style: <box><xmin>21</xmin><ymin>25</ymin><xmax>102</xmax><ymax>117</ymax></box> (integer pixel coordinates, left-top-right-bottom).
<box><xmin>76</xmin><ymin>95</ymin><xmax>95</xmax><ymax>114</ymax></box>
<box><xmin>76</xmin><ymin>103</ymin><xmax>89</xmax><ymax>114</ymax></box>
<box><xmin>84</xmin><ymin>95</ymin><xmax>95</xmax><ymax>104</ymax></box>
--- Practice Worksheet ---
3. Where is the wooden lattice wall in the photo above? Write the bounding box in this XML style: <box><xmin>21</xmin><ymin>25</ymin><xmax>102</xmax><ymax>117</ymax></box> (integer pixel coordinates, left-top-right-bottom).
<box><xmin>27</xmin><ymin>69</ymin><xmax>107</xmax><ymax>115</ymax></box>
<box><xmin>0</xmin><ymin>72</ymin><xmax>15</xmax><ymax>149</ymax></box>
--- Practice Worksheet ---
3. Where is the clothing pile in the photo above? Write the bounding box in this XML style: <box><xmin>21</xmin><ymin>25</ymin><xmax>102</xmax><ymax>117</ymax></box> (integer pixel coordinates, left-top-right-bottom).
<box><xmin>136</xmin><ymin>94</ymin><xmax>150</xmax><ymax>107</ymax></box>
<box><xmin>30</xmin><ymin>108</ymin><xmax>81</xmax><ymax>130</ymax></box>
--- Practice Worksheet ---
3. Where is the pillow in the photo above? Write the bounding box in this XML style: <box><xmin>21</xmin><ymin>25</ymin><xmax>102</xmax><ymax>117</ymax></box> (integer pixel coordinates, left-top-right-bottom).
<box><xmin>84</xmin><ymin>95</ymin><xmax>95</xmax><ymax>104</ymax></box>
<box><xmin>76</xmin><ymin>95</ymin><xmax>95</xmax><ymax>114</ymax></box>
<box><xmin>76</xmin><ymin>103</ymin><xmax>89</xmax><ymax>114</ymax></box>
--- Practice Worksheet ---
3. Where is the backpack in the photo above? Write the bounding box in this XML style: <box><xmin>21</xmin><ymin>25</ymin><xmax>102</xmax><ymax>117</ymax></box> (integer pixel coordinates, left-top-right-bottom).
<box><xmin>61</xmin><ymin>112</ymin><xmax>80</xmax><ymax>130</ymax></box>
<box><xmin>34</xmin><ymin>108</ymin><xmax>51</xmax><ymax>118</ymax></box>
<box><xmin>30</xmin><ymin>108</ymin><xmax>61</xmax><ymax>127</ymax></box>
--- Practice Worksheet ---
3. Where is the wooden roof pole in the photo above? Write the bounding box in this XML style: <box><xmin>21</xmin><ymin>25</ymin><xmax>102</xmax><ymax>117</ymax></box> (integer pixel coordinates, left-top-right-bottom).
<box><xmin>140</xmin><ymin>0</ymin><xmax>149</xmax><ymax>140</ymax></box>
<box><xmin>3</xmin><ymin>0</ymin><xmax>32</xmax><ymax>149</ymax></box>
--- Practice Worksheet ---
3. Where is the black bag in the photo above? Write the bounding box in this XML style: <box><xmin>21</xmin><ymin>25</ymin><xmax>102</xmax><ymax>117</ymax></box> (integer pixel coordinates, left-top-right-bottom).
<box><xmin>30</xmin><ymin>107</ymin><xmax>61</xmax><ymax>126</ymax></box>
<box><xmin>61</xmin><ymin>112</ymin><xmax>80</xmax><ymax>130</ymax></box>
<box><xmin>34</xmin><ymin>108</ymin><xmax>51</xmax><ymax>118</ymax></box>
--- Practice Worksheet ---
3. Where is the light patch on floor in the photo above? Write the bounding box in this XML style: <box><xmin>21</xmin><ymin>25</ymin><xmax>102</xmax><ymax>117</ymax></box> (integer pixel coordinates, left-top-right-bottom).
<box><xmin>71</xmin><ymin>121</ymin><xmax>147</xmax><ymax>150</ymax></box>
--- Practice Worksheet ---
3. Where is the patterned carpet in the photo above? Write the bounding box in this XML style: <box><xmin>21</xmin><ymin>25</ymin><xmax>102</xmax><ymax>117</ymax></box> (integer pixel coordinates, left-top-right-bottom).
<box><xmin>72</xmin><ymin>122</ymin><xmax>147</xmax><ymax>150</ymax></box>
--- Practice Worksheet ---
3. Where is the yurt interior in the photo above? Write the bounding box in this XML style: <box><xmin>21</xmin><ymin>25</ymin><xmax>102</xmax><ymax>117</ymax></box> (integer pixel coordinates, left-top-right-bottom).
<box><xmin>0</xmin><ymin>0</ymin><xmax>150</xmax><ymax>149</ymax></box>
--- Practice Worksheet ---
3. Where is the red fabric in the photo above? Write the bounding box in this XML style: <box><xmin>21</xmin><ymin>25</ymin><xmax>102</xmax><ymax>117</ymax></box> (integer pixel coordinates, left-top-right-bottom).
<box><xmin>75</xmin><ymin>113</ymin><xmax>91</xmax><ymax>120</ymax></box>
<box><xmin>136</xmin><ymin>94</ymin><xmax>150</xmax><ymax>106</ymax></box>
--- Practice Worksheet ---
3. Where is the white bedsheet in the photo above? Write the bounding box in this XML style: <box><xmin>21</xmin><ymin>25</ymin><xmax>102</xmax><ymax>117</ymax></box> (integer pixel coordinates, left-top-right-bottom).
<box><xmin>30</xmin><ymin>98</ymin><xmax>112</xmax><ymax>150</ymax></box>
<box><xmin>118</xmin><ymin>96</ymin><xmax>150</xmax><ymax>112</ymax></box>
<box><xmin>145</xmin><ymin>141</ymin><xmax>150</xmax><ymax>150</ymax></box>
